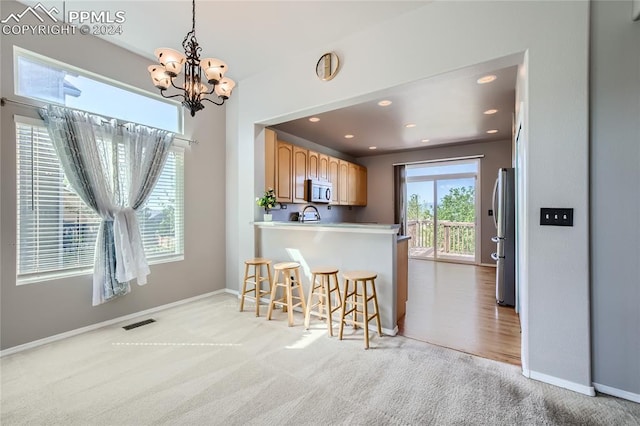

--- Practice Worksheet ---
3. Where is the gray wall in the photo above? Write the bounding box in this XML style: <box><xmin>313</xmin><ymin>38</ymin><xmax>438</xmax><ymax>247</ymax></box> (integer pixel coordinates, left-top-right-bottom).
<box><xmin>590</xmin><ymin>0</ymin><xmax>640</xmax><ymax>395</ymax></box>
<box><xmin>0</xmin><ymin>0</ymin><xmax>226</xmax><ymax>350</ymax></box>
<box><xmin>356</xmin><ymin>140</ymin><xmax>512</xmax><ymax>265</ymax></box>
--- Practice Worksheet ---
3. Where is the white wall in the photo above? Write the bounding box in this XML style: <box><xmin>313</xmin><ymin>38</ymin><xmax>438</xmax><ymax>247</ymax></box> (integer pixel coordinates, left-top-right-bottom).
<box><xmin>227</xmin><ymin>1</ymin><xmax>592</xmax><ymax>393</ymax></box>
<box><xmin>590</xmin><ymin>0</ymin><xmax>640</xmax><ymax>398</ymax></box>
<box><xmin>0</xmin><ymin>1</ymin><xmax>227</xmax><ymax>350</ymax></box>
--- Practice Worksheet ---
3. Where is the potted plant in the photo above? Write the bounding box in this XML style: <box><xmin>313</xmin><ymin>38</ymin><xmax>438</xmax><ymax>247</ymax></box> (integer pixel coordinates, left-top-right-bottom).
<box><xmin>256</xmin><ymin>188</ymin><xmax>277</xmax><ymax>221</ymax></box>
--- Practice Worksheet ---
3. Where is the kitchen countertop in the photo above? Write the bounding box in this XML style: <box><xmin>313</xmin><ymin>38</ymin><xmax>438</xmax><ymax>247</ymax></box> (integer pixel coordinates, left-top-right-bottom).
<box><xmin>253</xmin><ymin>221</ymin><xmax>400</xmax><ymax>234</ymax></box>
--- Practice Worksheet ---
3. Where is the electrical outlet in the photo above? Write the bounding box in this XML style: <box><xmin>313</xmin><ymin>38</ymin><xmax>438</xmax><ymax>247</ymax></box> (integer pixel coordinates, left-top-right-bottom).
<box><xmin>281</xmin><ymin>204</ymin><xmax>287</xmax><ymax>209</ymax></box>
<box><xmin>327</xmin><ymin>205</ymin><xmax>332</xmax><ymax>210</ymax></box>
<box><xmin>540</xmin><ymin>208</ymin><xmax>573</xmax><ymax>226</ymax></box>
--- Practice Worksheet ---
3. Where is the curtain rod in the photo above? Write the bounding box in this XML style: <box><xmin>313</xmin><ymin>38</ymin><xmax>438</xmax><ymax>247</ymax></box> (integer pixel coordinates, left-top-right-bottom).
<box><xmin>393</xmin><ymin>154</ymin><xmax>484</xmax><ymax>166</ymax></box>
<box><xmin>1</xmin><ymin>97</ymin><xmax>197</xmax><ymax>145</ymax></box>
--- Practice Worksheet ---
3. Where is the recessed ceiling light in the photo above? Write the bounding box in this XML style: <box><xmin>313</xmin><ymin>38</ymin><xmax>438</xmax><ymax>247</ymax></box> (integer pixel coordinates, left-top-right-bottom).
<box><xmin>421</xmin><ymin>139</ymin><xmax>430</xmax><ymax>143</ymax></box>
<box><xmin>477</xmin><ymin>75</ymin><xmax>497</xmax><ymax>84</ymax></box>
<box><xmin>369</xmin><ymin>146</ymin><xmax>377</xmax><ymax>150</ymax></box>
<box><xmin>405</xmin><ymin>123</ymin><xmax>416</xmax><ymax>128</ymax></box>
<box><xmin>486</xmin><ymin>129</ymin><xmax>499</xmax><ymax>134</ymax></box>
<box><xmin>344</xmin><ymin>134</ymin><xmax>354</xmax><ymax>139</ymax></box>
<box><xmin>377</xmin><ymin>100</ymin><xmax>392</xmax><ymax>107</ymax></box>
<box><xmin>483</xmin><ymin>109</ymin><xmax>498</xmax><ymax>115</ymax></box>
<box><xmin>308</xmin><ymin>117</ymin><xmax>320</xmax><ymax>122</ymax></box>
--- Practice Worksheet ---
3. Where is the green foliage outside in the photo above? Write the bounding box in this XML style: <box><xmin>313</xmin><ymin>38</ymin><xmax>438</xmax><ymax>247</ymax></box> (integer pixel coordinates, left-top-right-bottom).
<box><xmin>407</xmin><ymin>186</ymin><xmax>475</xmax><ymax>255</ymax></box>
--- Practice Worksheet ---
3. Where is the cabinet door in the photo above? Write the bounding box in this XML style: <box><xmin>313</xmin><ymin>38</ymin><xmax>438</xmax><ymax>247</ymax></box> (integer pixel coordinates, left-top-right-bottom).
<box><xmin>339</xmin><ymin>160</ymin><xmax>349</xmax><ymax>205</ymax></box>
<box><xmin>356</xmin><ymin>165</ymin><xmax>367</xmax><ymax>206</ymax></box>
<box><xmin>319</xmin><ymin>154</ymin><xmax>329</xmax><ymax>181</ymax></box>
<box><xmin>264</xmin><ymin>129</ymin><xmax>277</xmax><ymax>192</ymax></box>
<box><xmin>328</xmin><ymin>157</ymin><xmax>340</xmax><ymax>204</ymax></box>
<box><xmin>348</xmin><ymin>162</ymin><xmax>358</xmax><ymax>205</ymax></box>
<box><xmin>276</xmin><ymin>141</ymin><xmax>293</xmax><ymax>203</ymax></box>
<box><xmin>307</xmin><ymin>150</ymin><xmax>319</xmax><ymax>181</ymax></box>
<box><xmin>293</xmin><ymin>146</ymin><xmax>308</xmax><ymax>203</ymax></box>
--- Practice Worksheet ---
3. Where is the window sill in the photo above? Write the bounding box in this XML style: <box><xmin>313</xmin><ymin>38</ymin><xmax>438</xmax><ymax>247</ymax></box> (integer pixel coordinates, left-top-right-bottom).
<box><xmin>16</xmin><ymin>255</ymin><xmax>184</xmax><ymax>286</ymax></box>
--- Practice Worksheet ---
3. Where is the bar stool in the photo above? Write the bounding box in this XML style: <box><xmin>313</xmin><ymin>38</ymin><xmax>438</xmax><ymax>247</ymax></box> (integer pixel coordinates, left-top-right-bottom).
<box><xmin>304</xmin><ymin>267</ymin><xmax>342</xmax><ymax>336</ymax></box>
<box><xmin>240</xmin><ymin>258</ymin><xmax>273</xmax><ymax>316</ymax></box>
<box><xmin>338</xmin><ymin>270</ymin><xmax>383</xmax><ymax>349</ymax></box>
<box><xmin>267</xmin><ymin>262</ymin><xmax>307</xmax><ymax>326</ymax></box>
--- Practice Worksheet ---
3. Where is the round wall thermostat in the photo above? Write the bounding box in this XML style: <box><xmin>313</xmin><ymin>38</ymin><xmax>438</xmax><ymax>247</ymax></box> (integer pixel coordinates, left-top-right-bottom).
<box><xmin>316</xmin><ymin>52</ymin><xmax>340</xmax><ymax>81</ymax></box>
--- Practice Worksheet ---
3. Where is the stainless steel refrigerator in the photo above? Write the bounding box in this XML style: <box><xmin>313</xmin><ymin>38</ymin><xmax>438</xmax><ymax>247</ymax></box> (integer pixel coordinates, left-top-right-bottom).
<box><xmin>491</xmin><ymin>168</ymin><xmax>516</xmax><ymax>306</ymax></box>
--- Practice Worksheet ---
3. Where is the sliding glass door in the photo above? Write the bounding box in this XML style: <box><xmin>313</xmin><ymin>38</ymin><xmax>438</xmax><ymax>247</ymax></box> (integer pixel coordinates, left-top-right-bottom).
<box><xmin>405</xmin><ymin>160</ymin><xmax>479</xmax><ymax>263</ymax></box>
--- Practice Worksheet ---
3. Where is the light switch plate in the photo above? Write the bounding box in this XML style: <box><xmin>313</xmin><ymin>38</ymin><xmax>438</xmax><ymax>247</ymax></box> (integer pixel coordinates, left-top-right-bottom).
<box><xmin>540</xmin><ymin>208</ymin><xmax>573</xmax><ymax>226</ymax></box>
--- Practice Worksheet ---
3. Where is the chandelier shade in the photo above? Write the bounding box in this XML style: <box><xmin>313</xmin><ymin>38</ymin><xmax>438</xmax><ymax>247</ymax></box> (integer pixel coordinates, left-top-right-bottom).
<box><xmin>147</xmin><ymin>0</ymin><xmax>235</xmax><ymax>117</ymax></box>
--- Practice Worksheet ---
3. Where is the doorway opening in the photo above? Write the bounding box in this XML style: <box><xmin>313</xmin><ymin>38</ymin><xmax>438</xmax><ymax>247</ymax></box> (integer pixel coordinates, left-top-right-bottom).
<box><xmin>405</xmin><ymin>159</ymin><xmax>479</xmax><ymax>264</ymax></box>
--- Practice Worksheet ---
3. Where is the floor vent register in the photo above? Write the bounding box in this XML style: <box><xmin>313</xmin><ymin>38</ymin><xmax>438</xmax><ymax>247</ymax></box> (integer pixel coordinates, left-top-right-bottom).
<box><xmin>122</xmin><ymin>318</ymin><xmax>156</xmax><ymax>330</ymax></box>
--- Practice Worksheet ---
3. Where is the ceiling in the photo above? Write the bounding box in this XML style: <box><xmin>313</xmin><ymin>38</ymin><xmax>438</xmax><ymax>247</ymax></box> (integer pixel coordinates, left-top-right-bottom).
<box><xmin>16</xmin><ymin>0</ymin><xmax>517</xmax><ymax>156</ymax></box>
<box><xmin>272</xmin><ymin>64</ymin><xmax>517</xmax><ymax>157</ymax></box>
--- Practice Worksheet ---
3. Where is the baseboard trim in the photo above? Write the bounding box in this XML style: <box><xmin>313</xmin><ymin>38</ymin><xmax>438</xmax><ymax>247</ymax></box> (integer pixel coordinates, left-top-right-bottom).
<box><xmin>529</xmin><ymin>370</ymin><xmax>595</xmax><ymax>396</ymax></box>
<box><xmin>0</xmin><ymin>289</ymin><xmax>226</xmax><ymax>357</ymax></box>
<box><xmin>480</xmin><ymin>263</ymin><xmax>497</xmax><ymax>268</ymax></box>
<box><xmin>593</xmin><ymin>383</ymin><xmax>640</xmax><ymax>403</ymax></box>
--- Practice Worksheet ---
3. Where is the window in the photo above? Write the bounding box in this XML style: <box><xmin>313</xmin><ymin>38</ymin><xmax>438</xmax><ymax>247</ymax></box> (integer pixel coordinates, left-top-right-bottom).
<box><xmin>14</xmin><ymin>47</ymin><xmax>182</xmax><ymax>133</ymax></box>
<box><xmin>16</xmin><ymin>117</ymin><xmax>184</xmax><ymax>284</ymax></box>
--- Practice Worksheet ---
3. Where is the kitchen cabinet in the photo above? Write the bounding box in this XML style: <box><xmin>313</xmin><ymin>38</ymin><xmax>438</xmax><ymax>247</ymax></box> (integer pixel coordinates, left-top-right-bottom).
<box><xmin>308</xmin><ymin>150</ymin><xmax>319</xmax><ymax>181</ymax></box>
<box><xmin>338</xmin><ymin>160</ymin><xmax>349</xmax><ymax>205</ymax></box>
<box><xmin>319</xmin><ymin>154</ymin><xmax>329</xmax><ymax>181</ymax></box>
<box><xmin>264</xmin><ymin>130</ymin><xmax>366</xmax><ymax>206</ymax></box>
<box><xmin>275</xmin><ymin>141</ymin><xmax>293</xmax><ymax>203</ymax></box>
<box><xmin>293</xmin><ymin>146</ymin><xmax>308</xmax><ymax>203</ymax></box>
<box><xmin>328</xmin><ymin>156</ymin><xmax>340</xmax><ymax>204</ymax></box>
<box><xmin>356</xmin><ymin>165</ymin><xmax>367</xmax><ymax>206</ymax></box>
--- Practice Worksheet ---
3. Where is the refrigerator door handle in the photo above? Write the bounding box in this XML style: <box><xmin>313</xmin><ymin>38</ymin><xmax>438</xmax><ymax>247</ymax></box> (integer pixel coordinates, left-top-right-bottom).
<box><xmin>491</xmin><ymin>176</ymin><xmax>499</xmax><ymax>229</ymax></box>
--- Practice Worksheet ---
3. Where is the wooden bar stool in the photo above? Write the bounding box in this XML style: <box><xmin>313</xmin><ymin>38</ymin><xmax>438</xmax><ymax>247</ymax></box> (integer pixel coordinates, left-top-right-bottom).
<box><xmin>304</xmin><ymin>267</ymin><xmax>342</xmax><ymax>336</ymax></box>
<box><xmin>240</xmin><ymin>258</ymin><xmax>273</xmax><ymax>317</ymax></box>
<box><xmin>267</xmin><ymin>262</ymin><xmax>307</xmax><ymax>326</ymax></box>
<box><xmin>338</xmin><ymin>270</ymin><xmax>383</xmax><ymax>349</ymax></box>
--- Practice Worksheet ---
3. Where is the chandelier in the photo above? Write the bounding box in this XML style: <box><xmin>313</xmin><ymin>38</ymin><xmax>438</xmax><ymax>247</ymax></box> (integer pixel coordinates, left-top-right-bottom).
<box><xmin>147</xmin><ymin>0</ymin><xmax>235</xmax><ymax>117</ymax></box>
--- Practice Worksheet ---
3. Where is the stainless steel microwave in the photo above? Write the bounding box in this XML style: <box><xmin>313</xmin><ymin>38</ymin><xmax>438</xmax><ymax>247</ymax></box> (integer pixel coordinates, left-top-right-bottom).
<box><xmin>306</xmin><ymin>180</ymin><xmax>332</xmax><ymax>203</ymax></box>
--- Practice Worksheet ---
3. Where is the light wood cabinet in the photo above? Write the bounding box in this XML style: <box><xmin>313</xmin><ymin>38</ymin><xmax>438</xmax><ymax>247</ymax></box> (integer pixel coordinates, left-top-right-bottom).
<box><xmin>293</xmin><ymin>146</ymin><xmax>308</xmax><ymax>203</ymax></box>
<box><xmin>308</xmin><ymin>150</ymin><xmax>319</xmax><ymax>181</ymax></box>
<box><xmin>347</xmin><ymin>162</ymin><xmax>358</xmax><ymax>205</ymax></box>
<box><xmin>356</xmin><ymin>165</ymin><xmax>367</xmax><ymax>206</ymax></box>
<box><xmin>328</xmin><ymin>156</ymin><xmax>340</xmax><ymax>204</ymax></box>
<box><xmin>319</xmin><ymin>154</ymin><xmax>329</xmax><ymax>181</ymax></box>
<box><xmin>275</xmin><ymin>141</ymin><xmax>293</xmax><ymax>203</ymax></box>
<box><xmin>265</xmin><ymin>130</ymin><xmax>366</xmax><ymax>206</ymax></box>
<box><xmin>264</xmin><ymin>128</ymin><xmax>277</xmax><ymax>192</ymax></box>
<box><xmin>338</xmin><ymin>160</ymin><xmax>349</xmax><ymax>205</ymax></box>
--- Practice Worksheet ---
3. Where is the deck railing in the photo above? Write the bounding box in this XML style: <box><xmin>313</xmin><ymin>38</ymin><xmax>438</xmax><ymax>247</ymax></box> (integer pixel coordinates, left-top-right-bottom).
<box><xmin>406</xmin><ymin>220</ymin><xmax>475</xmax><ymax>256</ymax></box>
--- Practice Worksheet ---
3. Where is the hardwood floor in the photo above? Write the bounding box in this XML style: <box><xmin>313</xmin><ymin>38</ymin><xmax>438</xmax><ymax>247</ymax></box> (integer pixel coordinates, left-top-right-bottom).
<box><xmin>399</xmin><ymin>259</ymin><xmax>521</xmax><ymax>366</ymax></box>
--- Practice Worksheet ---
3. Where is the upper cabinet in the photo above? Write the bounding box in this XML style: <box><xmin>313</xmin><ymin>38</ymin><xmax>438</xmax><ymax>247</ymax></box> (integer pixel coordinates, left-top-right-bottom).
<box><xmin>308</xmin><ymin>150</ymin><xmax>319</xmax><ymax>181</ymax></box>
<box><xmin>328</xmin><ymin>156</ymin><xmax>340</xmax><ymax>204</ymax></box>
<box><xmin>264</xmin><ymin>129</ymin><xmax>366</xmax><ymax>205</ymax></box>
<box><xmin>293</xmin><ymin>146</ymin><xmax>308</xmax><ymax>203</ymax></box>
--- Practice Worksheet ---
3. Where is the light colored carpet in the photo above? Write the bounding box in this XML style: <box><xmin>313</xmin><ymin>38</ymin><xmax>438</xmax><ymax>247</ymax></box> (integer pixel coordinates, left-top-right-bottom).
<box><xmin>1</xmin><ymin>293</ymin><xmax>638</xmax><ymax>425</ymax></box>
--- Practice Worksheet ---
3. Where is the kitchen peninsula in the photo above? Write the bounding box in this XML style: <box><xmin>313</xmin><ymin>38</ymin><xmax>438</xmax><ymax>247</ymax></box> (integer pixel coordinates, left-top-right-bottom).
<box><xmin>254</xmin><ymin>221</ymin><xmax>408</xmax><ymax>335</ymax></box>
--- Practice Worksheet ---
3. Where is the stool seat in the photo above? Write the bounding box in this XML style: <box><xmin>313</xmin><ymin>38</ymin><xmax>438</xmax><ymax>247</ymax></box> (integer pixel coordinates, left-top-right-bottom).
<box><xmin>311</xmin><ymin>266</ymin><xmax>339</xmax><ymax>275</ymax></box>
<box><xmin>342</xmin><ymin>270</ymin><xmax>377</xmax><ymax>281</ymax></box>
<box><xmin>274</xmin><ymin>261</ymin><xmax>301</xmax><ymax>270</ymax></box>
<box><xmin>245</xmin><ymin>257</ymin><xmax>271</xmax><ymax>265</ymax></box>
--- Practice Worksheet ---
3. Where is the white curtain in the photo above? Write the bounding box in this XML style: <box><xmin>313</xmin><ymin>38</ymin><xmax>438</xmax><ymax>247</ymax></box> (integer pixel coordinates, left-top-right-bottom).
<box><xmin>40</xmin><ymin>105</ymin><xmax>174</xmax><ymax>305</ymax></box>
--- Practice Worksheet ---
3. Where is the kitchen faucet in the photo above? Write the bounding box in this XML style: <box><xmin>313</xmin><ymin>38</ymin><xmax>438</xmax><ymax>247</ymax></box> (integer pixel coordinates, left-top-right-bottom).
<box><xmin>300</xmin><ymin>205</ymin><xmax>321</xmax><ymax>222</ymax></box>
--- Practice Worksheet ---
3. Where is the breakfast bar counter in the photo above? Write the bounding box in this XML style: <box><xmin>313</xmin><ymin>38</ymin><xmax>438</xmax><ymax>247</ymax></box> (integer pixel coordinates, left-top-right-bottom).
<box><xmin>254</xmin><ymin>221</ymin><xmax>405</xmax><ymax>335</ymax></box>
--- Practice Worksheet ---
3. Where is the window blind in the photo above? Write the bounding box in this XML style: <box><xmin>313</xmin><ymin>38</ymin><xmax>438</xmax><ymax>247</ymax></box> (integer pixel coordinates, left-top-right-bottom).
<box><xmin>15</xmin><ymin>119</ymin><xmax>184</xmax><ymax>282</ymax></box>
